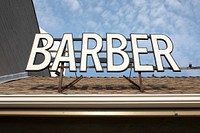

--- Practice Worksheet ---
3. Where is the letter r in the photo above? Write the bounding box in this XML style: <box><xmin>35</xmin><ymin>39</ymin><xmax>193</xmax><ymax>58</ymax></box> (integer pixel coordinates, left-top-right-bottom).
<box><xmin>151</xmin><ymin>34</ymin><xmax>180</xmax><ymax>72</ymax></box>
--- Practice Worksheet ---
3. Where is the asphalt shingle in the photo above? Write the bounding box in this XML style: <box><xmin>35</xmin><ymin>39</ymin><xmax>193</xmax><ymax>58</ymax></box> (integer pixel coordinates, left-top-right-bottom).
<box><xmin>0</xmin><ymin>76</ymin><xmax>199</xmax><ymax>94</ymax></box>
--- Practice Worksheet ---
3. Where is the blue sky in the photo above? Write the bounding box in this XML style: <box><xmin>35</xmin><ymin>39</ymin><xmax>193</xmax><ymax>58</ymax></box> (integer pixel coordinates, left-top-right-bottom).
<box><xmin>33</xmin><ymin>0</ymin><xmax>200</xmax><ymax>76</ymax></box>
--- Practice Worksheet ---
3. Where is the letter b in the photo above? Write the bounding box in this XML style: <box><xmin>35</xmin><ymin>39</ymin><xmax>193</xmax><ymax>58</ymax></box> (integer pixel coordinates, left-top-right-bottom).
<box><xmin>26</xmin><ymin>34</ymin><xmax>53</xmax><ymax>71</ymax></box>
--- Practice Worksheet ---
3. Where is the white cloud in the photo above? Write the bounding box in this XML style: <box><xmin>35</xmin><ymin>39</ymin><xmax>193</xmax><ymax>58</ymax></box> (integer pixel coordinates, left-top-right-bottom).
<box><xmin>132</xmin><ymin>0</ymin><xmax>146</xmax><ymax>8</ymax></box>
<box><xmin>33</xmin><ymin>0</ymin><xmax>64</xmax><ymax>31</ymax></box>
<box><xmin>165</xmin><ymin>0</ymin><xmax>183</xmax><ymax>11</ymax></box>
<box><xmin>61</xmin><ymin>0</ymin><xmax>81</xmax><ymax>12</ymax></box>
<box><xmin>87</xmin><ymin>20</ymin><xmax>97</xmax><ymax>28</ymax></box>
<box><xmin>94</xmin><ymin>7</ymin><xmax>103</xmax><ymax>13</ymax></box>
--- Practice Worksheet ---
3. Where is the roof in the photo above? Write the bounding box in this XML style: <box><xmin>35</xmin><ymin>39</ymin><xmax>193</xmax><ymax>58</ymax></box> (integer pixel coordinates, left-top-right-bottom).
<box><xmin>0</xmin><ymin>76</ymin><xmax>200</xmax><ymax>94</ymax></box>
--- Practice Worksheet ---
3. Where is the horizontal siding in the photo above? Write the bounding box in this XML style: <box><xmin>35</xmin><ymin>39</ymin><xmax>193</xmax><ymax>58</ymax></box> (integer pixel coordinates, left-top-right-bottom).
<box><xmin>0</xmin><ymin>0</ymin><xmax>49</xmax><ymax>76</ymax></box>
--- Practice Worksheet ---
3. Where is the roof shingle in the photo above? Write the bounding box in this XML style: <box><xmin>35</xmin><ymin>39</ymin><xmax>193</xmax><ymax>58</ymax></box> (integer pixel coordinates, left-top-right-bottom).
<box><xmin>0</xmin><ymin>76</ymin><xmax>199</xmax><ymax>94</ymax></box>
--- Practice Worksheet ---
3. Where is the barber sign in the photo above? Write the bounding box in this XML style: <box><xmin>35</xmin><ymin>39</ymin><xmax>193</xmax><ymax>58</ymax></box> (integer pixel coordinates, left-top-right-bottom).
<box><xmin>26</xmin><ymin>33</ymin><xmax>180</xmax><ymax>72</ymax></box>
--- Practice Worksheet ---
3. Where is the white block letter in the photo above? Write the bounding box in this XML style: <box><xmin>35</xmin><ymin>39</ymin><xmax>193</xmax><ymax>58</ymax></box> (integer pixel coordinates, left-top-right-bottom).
<box><xmin>80</xmin><ymin>33</ymin><xmax>103</xmax><ymax>71</ymax></box>
<box><xmin>151</xmin><ymin>34</ymin><xmax>180</xmax><ymax>72</ymax></box>
<box><xmin>107</xmin><ymin>33</ymin><xmax>129</xmax><ymax>71</ymax></box>
<box><xmin>52</xmin><ymin>34</ymin><xmax>76</xmax><ymax>71</ymax></box>
<box><xmin>131</xmin><ymin>34</ymin><xmax>154</xmax><ymax>72</ymax></box>
<box><xmin>26</xmin><ymin>34</ymin><xmax>53</xmax><ymax>71</ymax></box>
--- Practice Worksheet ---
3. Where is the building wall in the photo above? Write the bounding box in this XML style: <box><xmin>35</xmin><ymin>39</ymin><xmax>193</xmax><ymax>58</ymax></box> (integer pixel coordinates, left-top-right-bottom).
<box><xmin>0</xmin><ymin>117</ymin><xmax>200</xmax><ymax>133</ymax></box>
<box><xmin>0</xmin><ymin>0</ymin><xmax>49</xmax><ymax>77</ymax></box>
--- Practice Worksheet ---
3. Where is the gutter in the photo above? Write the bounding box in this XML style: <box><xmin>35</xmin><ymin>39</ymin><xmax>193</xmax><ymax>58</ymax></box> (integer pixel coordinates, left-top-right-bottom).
<box><xmin>0</xmin><ymin>94</ymin><xmax>200</xmax><ymax>116</ymax></box>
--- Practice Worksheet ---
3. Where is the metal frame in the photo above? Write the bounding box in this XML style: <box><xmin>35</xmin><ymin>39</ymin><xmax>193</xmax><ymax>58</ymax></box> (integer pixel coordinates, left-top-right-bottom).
<box><xmin>49</xmin><ymin>38</ymin><xmax>200</xmax><ymax>93</ymax></box>
<box><xmin>50</xmin><ymin>38</ymin><xmax>148</xmax><ymax>93</ymax></box>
